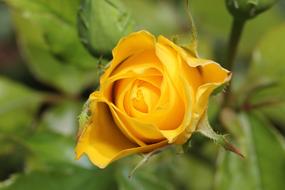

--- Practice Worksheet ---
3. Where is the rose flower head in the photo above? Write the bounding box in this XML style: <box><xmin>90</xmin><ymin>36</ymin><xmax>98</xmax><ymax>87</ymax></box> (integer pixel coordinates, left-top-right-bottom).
<box><xmin>75</xmin><ymin>31</ymin><xmax>231</xmax><ymax>168</ymax></box>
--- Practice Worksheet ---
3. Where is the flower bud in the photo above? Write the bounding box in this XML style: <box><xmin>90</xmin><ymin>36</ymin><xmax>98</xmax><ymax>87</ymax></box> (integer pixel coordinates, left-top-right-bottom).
<box><xmin>78</xmin><ymin>0</ymin><xmax>135</xmax><ymax>58</ymax></box>
<box><xmin>226</xmin><ymin>0</ymin><xmax>278</xmax><ymax>20</ymax></box>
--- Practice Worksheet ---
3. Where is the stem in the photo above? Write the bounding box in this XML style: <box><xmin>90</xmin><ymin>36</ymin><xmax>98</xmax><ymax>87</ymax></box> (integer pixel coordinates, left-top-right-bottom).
<box><xmin>223</xmin><ymin>18</ymin><xmax>246</xmax><ymax>107</ymax></box>
<box><xmin>243</xmin><ymin>99</ymin><xmax>284</xmax><ymax>111</ymax></box>
<box><xmin>225</xmin><ymin>18</ymin><xmax>245</xmax><ymax>70</ymax></box>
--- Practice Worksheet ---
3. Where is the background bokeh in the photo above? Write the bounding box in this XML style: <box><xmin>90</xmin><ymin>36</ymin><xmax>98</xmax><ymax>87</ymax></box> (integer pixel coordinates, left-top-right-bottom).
<box><xmin>0</xmin><ymin>0</ymin><xmax>285</xmax><ymax>189</ymax></box>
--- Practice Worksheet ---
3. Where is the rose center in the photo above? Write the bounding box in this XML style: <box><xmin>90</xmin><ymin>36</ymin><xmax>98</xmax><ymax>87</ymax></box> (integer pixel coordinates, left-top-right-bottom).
<box><xmin>130</xmin><ymin>80</ymin><xmax>160</xmax><ymax>114</ymax></box>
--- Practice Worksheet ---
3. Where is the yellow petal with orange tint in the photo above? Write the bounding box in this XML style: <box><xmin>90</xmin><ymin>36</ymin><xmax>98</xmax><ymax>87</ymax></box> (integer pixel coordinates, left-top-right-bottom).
<box><xmin>101</xmin><ymin>31</ymin><xmax>156</xmax><ymax>86</ymax></box>
<box><xmin>154</xmin><ymin>41</ymin><xmax>194</xmax><ymax>142</ymax></box>
<box><xmin>75</xmin><ymin>100</ymin><xmax>168</xmax><ymax>168</ymax></box>
<box><xmin>195</xmin><ymin>62</ymin><xmax>231</xmax><ymax>114</ymax></box>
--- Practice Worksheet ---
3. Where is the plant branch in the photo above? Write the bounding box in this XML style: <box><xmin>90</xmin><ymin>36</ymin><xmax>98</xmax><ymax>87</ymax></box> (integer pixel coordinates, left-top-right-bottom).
<box><xmin>243</xmin><ymin>99</ymin><xmax>284</xmax><ymax>111</ymax></box>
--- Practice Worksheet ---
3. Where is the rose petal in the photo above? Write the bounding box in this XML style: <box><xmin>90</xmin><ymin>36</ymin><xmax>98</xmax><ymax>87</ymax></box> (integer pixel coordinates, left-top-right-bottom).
<box><xmin>101</xmin><ymin>31</ymin><xmax>156</xmax><ymax>86</ymax></box>
<box><xmin>195</xmin><ymin>62</ymin><xmax>231</xmax><ymax>114</ymax></box>
<box><xmin>75</xmin><ymin>101</ymin><xmax>167</xmax><ymax>168</ymax></box>
<box><xmin>92</xmin><ymin>92</ymin><xmax>165</xmax><ymax>144</ymax></box>
<box><xmin>156</xmin><ymin>35</ymin><xmax>231</xmax><ymax>144</ymax></box>
<box><xmin>154</xmin><ymin>39</ymin><xmax>194</xmax><ymax>142</ymax></box>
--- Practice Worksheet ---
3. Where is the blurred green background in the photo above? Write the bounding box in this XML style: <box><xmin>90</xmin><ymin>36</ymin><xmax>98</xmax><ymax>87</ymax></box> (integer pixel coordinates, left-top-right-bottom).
<box><xmin>0</xmin><ymin>0</ymin><xmax>285</xmax><ymax>189</ymax></box>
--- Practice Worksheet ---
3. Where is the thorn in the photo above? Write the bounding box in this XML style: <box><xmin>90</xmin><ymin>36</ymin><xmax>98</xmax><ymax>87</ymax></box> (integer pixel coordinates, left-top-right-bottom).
<box><xmin>223</xmin><ymin>138</ymin><xmax>245</xmax><ymax>158</ymax></box>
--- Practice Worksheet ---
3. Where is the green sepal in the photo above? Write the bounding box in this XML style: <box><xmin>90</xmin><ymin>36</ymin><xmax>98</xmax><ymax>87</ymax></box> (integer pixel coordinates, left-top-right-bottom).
<box><xmin>77</xmin><ymin>99</ymin><xmax>91</xmax><ymax>142</ymax></box>
<box><xmin>181</xmin><ymin>139</ymin><xmax>192</xmax><ymax>153</ymax></box>
<box><xmin>196</xmin><ymin>114</ymin><xmax>244</xmax><ymax>158</ymax></box>
<box><xmin>211</xmin><ymin>83</ymin><xmax>229</xmax><ymax>96</ymax></box>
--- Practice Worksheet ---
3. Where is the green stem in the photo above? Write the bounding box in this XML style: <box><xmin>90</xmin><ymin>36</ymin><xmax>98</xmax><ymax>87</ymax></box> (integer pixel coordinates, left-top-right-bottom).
<box><xmin>223</xmin><ymin>18</ymin><xmax>246</xmax><ymax>106</ymax></box>
<box><xmin>225</xmin><ymin>18</ymin><xmax>245</xmax><ymax>70</ymax></box>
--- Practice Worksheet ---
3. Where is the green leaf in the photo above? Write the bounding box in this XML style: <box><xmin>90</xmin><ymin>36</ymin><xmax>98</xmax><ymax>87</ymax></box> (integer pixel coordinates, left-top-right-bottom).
<box><xmin>6</xmin><ymin>0</ymin><xmax>105</xmax><ymax>95</ymax></box>
<box><xmin>0</xmin><ymin>4</ymin><xmax>12</xmax><ymax>41</ymax></box>
<box><xmin>115</xmin><ymin>157</ymin><xmax>176</xmax><ymax>190</ymax></box>
<box><xmin>40</xmin><ymin>101</ymin><xmax>81</xmax><ymax>137</ymax></box>
<box><xmin>128</xmin><ymin>146</ymin><xmax>169</xmax><ymax>179</ymax></box>
<box><xmin>215</xmin><ymin>112</ymin><xmax>285</xmax><ymax>190</ymax></box>
<box><xmin>249</xmin><ymin>24</ymin><xmax>285</xmax><ymax>88</ymax></box>
<box><xmin>116</xmin><ymin>169</ymin><xmax>174</xmax><ymax>190</ymax></box>
<box><xmin>121</xmin><ymin>0</ymin><xmax>183</xmax><ymax>36</ymax></box>
<box><xmin>0</xmin><ymin>137</ymin><xmax>27</xmax><ymax>182</ymax></box>
<box><xmin>116</xmin><ymin>147</ymin><xmax>215</xmax><ymax>190</ymax></box>
<box><xmin>247</xmin><ymin>24</ymin><xmax>285</xmax><ymax>125</ymax></box>
<box><xmin>0</xmin><ymin>165</ymin><xmax>115</xmax><ymax>190</ymax></box>
<box><xmin>78</xmin><ymin>0</ymin><xmax>135</xmax><ymax>57</ymax></box>
<box><xmin>0</xmin><ymin>75</ymin><xmax>43</xmax><ymax>180</ymax></box>
<box><xmin>24</xmin><ymin>131</ymin><xmax>78</xmax><ymax>168</ymax></box>
<box><xmin>173</xmin><ymin>154</ymin><xmax>214</xmax><ymax>190</ymax></box>
<box><xmin>259</xmin><ymin>103</ymin><xmax>285</xmax><ymax>127</ymax></box>
<box><xmin>0</xmin><ymin>76</ymin><xmax>43</xmax><ymax>135</ymax></box>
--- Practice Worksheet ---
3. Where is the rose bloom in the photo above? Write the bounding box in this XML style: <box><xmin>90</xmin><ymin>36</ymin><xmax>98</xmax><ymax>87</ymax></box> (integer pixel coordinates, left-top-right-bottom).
<box><xmin>76</xmin><ymin>31</ymin><xmax>231</xmax><ymax>168</ymax></box>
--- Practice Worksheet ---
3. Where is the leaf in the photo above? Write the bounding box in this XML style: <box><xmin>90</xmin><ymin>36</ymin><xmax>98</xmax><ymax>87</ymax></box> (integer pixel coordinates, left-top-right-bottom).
<box><xmin>78</xmin><ymin>0</ymin><xmax>135</xmax><ymax>57</ymax></box>
<box><xmin>40</xmin><ymin>101</ymin><xmax>81</xmax><ymax>137</ymax></box>
<box><xmin>215</xmin><ymin>112</ymin><xmax>285</xmax><ymax>190</ymax></box>
<box><xmin>116</xmin><ymin>169</ymin><xmax>175</xmax><ymax>190</ymax></box>
<box><xmin>172</xmin><ymin>154</ymin><xmax>215</xmax><ymax>190</ymax></box>
<box><xmin>249</xmin><ymin>24</ymin><xmax>285</xmax><ymax>88</ymax></box>
<box><xmin>116</xmin><ymin>146</ymin><xmax>216</xmax><ymax>190</ymax></box>
<box><xmin>259</xmin><ymin>103</ymin><xmax>285</xmax><ymax>127</ymax></box>
<box><xmin>0</xmin><ymin>164</ymin><xmax>115</xmax><ymax>190</ymax></box>
<box><xmin>115</xmin><ymin>158</ymin><xmax>176</xmax><ymax>190</ymax></box>
<box><xmin>128</xmin><ymin>146</ymin><xmax>170</xmax><ymax>178</ymax></box>
<box><xmin>0</xmin><ymin>137</ymin><xmax>28</xmax><ymax>182</ymax></box>
<box><xmin>0</xmin><ymin>76</ymin><xmax>43</xmax><ymax>135</ymax></box>
<box><xmin>0</xmin><ymin>4</ymin><xmax>12</xmax><ymax>40</ymax></box>
<box><xmin>6</xmin><ymin>0</ymin><xmax>105</xmax><ymax>95</ymax></box>
<box><xmin>121</xmin><ymin>0</ymin><xmax>182</xmax><ymax>35</ymax></box>
<box><xmin>25</xmin><ymin>131</ymin><xmax>75</xmax><ymax>166</ymax></box>
<box><xmin>247</xmin><ymin>24</ymin><xmax>285</xmax><ymax>125</ymax></box>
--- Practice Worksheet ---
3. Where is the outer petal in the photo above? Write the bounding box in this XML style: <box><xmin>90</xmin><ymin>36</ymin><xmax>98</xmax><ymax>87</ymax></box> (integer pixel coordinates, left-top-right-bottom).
<box><xmin>156</xmin><ymin>35</ymin><xmax>231</xmax><ymax>144</ymax></box>
<box><xmin>101</xmin><ymin>31</ymin><xmax>156</xmax><ymax>85</ymax></box>
<box><xmin>158</xmin><ymin>36</ymin><xmax>231</xmax><ymax>95</ymax></box>
<box><xmin>75</xmin><ymin>98</ymin><xmax>167</xmax><ymax>168</ymax></box>
<box><xmin>195</xmin><ymin>63</ymin><xmax>231</xmax><ymax>114</ymax></box>
<box><xmin>108</xmin><ymin>49</ymin><xmax>163</xmax><ymax>78</ymax></box>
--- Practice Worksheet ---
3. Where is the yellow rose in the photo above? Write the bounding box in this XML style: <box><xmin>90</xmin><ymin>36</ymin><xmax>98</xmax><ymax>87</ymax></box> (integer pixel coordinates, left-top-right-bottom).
<box><xmin>75</xmin><ymin>31</ymin><xmax>231</xmax><ymax>168</ymax></box>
